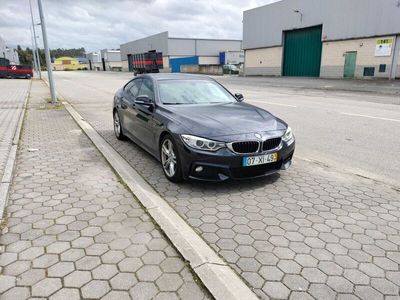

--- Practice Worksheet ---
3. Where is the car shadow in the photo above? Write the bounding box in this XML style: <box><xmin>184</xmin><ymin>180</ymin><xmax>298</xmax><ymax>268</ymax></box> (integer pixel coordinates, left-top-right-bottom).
<box><xmin>101</xmin><ymin>130</ymin><xmax>283</xmax><ymax>194</ymax></box>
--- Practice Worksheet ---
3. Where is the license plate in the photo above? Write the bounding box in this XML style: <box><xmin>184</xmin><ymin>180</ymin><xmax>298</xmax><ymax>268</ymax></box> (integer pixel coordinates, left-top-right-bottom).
<box><xmin>243</xmin><ymin>153</ymin><xmax>278</xmax><ymax>167</ymax></box>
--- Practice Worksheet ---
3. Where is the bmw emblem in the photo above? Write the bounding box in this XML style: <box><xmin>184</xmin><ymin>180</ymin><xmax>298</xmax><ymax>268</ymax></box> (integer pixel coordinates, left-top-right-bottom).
<box><xmin>255</xmin><ymin>133</ymin><xmax>262</xmax><ymax>139</ymax></box>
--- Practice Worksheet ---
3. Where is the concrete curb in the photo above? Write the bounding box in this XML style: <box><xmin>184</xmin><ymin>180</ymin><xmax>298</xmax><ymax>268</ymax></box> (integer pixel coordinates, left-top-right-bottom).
<box><xmin>61</xmin><ymin>99</ymin><xmax>259</xmax><ymax>300</ymax></box>
<box><xmin>0</xmin><ymin>80</ymin><xmax>31</xmax><ymax>221</ymax></box>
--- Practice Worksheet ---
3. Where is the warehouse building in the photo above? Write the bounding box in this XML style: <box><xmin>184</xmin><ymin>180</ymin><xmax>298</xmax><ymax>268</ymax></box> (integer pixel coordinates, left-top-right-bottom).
<box><xmin>100</xmin><ymin>49</ymin><xmax>122</xmax><ymax>71</ymax></box>
<box><xmin>243</xmin><ymin>0</ymin><xmax>400</xmax><ymax>79</ymax></box>
<box><xmin>0</xmin><ymin>36</ymin><xmax>20</xmax><ymax>65</ymax></box>
<box><xmin>120</xmin><ymin>31</ymin><xmax>242</xmax><ymax>73</ymax></box>
<box><xmin>87</xmin><ymin>52</ymin><xmax>101</xmax><ymax>71</ymax></box>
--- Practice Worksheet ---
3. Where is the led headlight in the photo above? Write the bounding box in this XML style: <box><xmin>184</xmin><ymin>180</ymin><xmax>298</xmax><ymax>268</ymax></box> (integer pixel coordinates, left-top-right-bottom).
<box><xmin>282</xmin><ymin>126</ymin><xmax>294</xmax><ymax>144</ymax></box>
<box><xmin>181</xmin><ymin>135</ymin><xmax>225</xmax><ymax>151</ymax></box>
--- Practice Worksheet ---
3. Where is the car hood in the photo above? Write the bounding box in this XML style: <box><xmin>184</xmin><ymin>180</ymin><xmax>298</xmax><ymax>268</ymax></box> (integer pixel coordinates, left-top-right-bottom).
<box><xmin>163</xmin><ymin>102</ymin><xmax>287</xmax><ymax>140</ymax></box>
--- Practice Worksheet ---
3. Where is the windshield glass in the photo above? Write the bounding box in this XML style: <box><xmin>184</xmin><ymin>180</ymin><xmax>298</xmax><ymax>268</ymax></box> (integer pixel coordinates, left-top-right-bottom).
<box><xmin>158</xmin><ymin>80</ymin><xmax>237</xmax><ymax>105</ymax></box>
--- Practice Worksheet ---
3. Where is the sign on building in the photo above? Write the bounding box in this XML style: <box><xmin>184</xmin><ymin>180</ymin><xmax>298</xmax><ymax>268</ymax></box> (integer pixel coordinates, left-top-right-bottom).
<box><xmin>375</xmin><ymin>38</ymin><xmax>394</xmax><ymax>57</ymax></box>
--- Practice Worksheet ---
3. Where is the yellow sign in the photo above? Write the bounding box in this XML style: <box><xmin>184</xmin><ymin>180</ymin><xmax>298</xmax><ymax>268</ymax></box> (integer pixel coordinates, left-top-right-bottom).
<box><xmin>375</xmin><ymin>37</ymin><xmax>394</xmax><ymax>56</ymax></box>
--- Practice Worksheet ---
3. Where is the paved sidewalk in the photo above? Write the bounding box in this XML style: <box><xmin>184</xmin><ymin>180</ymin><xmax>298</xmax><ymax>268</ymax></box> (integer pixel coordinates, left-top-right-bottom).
<box><xmin>0</xmin><ymin>79</ymin><xmax>29</xmax><ymax>181</ymax></box>
<box><xmin>0</xmin><ymin>80</ymin><xmax>210</xmax><ymax>300</ymax></box>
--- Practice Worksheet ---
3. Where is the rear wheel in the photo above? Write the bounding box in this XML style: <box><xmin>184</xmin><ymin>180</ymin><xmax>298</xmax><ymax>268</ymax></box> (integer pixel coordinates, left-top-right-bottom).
<box><xmin>113</xmin><ymin>110</ymin><xmax>125</xmax><ymax>140</ymax></box>
<box><xmin>160</xmin><ymin>135</ymin><xmax>183</xmax><ymax>182</ymax></box>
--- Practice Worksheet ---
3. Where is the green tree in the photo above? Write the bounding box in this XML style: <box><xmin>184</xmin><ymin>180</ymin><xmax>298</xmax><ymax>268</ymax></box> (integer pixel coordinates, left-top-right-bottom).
<box><xmin>14</xmin><ymin>46</ymin><xmax>86</xmax><ymax>68</ymax></box>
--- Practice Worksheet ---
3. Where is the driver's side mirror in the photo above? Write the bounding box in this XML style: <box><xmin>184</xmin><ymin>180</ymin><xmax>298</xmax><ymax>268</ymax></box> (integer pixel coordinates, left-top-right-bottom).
<box><xmin>135</xmin><ymin>95</ymin><xmax>154</xmax><ymax>111</ymax></box>
<box><xmin>135</xmin><ymin>95</ymin><xmax>153</xmax><ymax>106</ymax></box>
<box><xmin>235</xmin><ymin>93</ymin><xmax>244</xmax><ymax>102</ymax></box>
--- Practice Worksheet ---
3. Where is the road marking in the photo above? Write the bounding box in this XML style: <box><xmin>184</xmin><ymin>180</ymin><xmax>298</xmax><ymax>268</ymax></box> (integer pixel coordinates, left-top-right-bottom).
<box><xmin>249</xmin><ymin>100</ymin><xmax>297</xmax><ymax>108</ymax></box>
<box><xmin>341</xmin><ymin>112</ymin><xmax>400</xmax><ymax>123</ymax></box>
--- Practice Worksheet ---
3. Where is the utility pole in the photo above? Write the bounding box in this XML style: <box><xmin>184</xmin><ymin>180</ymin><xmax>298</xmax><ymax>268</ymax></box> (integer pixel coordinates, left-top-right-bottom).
<box><xmin>29</xmin><ymin>0</ymin><xmax>41</xmax><ymax>79</ymax></box>
<box><xmin>37</xmin><ymin>0</ymin><xmax>56</xmax><ymax>103</ymax></box>
<box><xmin>30</xmin><ymin>27</ymin><xmax>39</xmax><ymax>75</ymax></box>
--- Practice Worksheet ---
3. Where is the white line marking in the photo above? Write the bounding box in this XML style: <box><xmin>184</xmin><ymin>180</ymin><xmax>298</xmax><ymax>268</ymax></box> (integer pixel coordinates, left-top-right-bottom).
<box><xmin>341</xmin><ymin>112</ymin><xmax>400</xmax><ymax>123</ymax></box>
<box><xmin>249</xmin><ymin>100</ymin><xmax>297</xmax><ymax>108</ymax></box>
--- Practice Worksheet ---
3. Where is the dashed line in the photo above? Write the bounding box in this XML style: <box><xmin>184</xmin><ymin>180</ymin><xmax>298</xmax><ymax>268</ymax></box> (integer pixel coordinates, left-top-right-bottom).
<box><xmin>340</xmin><ymin>112</ymin><xmax>400</xmax><ymax>123</ymax></box>
<box><xmin>249</xmin><ymin>100</ymin><xmax>297</xmax><ymax>108</ymax></box>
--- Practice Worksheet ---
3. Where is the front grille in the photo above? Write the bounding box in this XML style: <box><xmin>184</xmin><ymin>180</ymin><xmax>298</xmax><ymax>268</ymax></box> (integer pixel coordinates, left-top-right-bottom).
<box><xmin>262</xmin><ymin>138</ymin><xmax>281</xmax><ymax>151</ymax></box>
<box><xmin>231</xmin><ymin>141</ymin><xmax>259</xmax><ymax>154</ymax></box>
<box><xmin>231</xmin><ymin>161</ymin><xmax>282</xmax><ymax>179</ymax></box>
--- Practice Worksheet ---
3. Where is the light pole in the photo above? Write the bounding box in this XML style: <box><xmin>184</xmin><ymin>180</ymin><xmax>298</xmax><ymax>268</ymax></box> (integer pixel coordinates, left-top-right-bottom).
<box><xmin>294</xmin><ymin>10</ymin><xmax>303</xmax><ymax>22</ymax></box>
<box><xmin>29</xmin><ymin>0</ymin><xmax>41</xmax><ymax>79</ymax></box>
<box><xmin>37</xmin><ymin>0</ymin><xmax>56</xmax><ymax>103</ymax></box>
<box><xmin>30</xmin><ymin>27</ymin><xmax>39</xmax><ymax>74</ymax></box>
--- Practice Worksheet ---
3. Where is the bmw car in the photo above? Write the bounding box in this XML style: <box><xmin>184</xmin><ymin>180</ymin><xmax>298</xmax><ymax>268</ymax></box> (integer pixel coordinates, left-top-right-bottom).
<box><xmin>113</xmin><ymin>74</ymin><xmax>295</xmax><ymax>182</ymax></box>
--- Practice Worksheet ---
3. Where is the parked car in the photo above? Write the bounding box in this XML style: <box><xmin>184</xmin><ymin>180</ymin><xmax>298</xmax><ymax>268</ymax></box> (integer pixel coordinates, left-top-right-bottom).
<box><xmin>223</xmin><ymin>64</ymin><xmax>239</xmax><ymax>75</ymax></box>
<box><xmin>0</xmin><ymin>58</ymin><xmax>32</xmax><ymax>79</ymax></box>
<box><xmin>113</xmin><ymin>74</ymin><xmax>295</xmax><ymax>182</ymax></box>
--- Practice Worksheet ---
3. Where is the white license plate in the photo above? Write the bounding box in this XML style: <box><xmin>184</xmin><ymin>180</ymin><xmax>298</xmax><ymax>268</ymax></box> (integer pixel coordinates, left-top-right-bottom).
<box><xmin>243</xmin><ymin>153</ymin><xmax>278</xmax><ymax>167</ymax></box>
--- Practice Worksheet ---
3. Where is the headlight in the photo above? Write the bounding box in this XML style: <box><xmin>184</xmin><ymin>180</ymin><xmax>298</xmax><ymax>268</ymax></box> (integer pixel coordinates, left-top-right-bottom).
<box><xmin>282</xmin><ymin>126</ymin><xmax>294</xmax><ymax>143</ymax></box>
<box><xmin>181</xmin><ymin>135</ymin><xmax>225</xmax><ymax>151</ymax></box>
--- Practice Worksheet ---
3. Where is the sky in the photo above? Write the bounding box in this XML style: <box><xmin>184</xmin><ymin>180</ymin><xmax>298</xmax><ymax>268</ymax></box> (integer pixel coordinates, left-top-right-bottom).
<box><xmin>0</xmin><ymin>0</ymin><xmax>277</xmax><ymax>52</ymax></box>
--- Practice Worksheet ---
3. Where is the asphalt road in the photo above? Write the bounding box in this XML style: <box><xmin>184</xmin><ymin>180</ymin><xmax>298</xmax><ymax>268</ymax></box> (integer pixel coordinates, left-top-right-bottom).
<box><xmin>52</xmin><ymin>71</ymin><xmax>400</xmax><ymax>187</ymax></box>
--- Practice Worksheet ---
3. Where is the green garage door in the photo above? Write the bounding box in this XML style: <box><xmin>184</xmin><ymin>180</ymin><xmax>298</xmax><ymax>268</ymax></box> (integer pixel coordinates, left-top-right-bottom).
<box><xmin>283</xmin><ymin>26</ymin><xmax>323</xmax><ymax>77</ymax></box>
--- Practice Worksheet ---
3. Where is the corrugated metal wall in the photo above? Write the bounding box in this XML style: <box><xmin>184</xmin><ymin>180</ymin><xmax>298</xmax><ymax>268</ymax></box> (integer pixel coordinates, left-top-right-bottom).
<box><xmin>243</xmin><ymin>0</ymin><xmax>400</xmax><ymax>50</ymax></box>
<box><xmin>120</xmin><ymin>32</ymin><xmax>169</xmax><ymax>61</ymax></box>
<box><xmin>282</xmin><ymin>26</ymin><xmax>323</xmax><ymax>77</ymax></box>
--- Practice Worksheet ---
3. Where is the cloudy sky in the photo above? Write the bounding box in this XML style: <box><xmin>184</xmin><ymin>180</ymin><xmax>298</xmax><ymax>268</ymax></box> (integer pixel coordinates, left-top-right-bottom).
<box><xmin>0</xmin><ymin>0</ymin><xmax>277</xmax><ymax>52</ymax></box>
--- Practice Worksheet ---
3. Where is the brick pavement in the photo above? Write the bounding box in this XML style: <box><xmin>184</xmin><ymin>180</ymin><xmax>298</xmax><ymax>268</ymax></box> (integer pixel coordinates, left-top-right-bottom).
<box><xmin>0</xmin><ymin>80</ymin><xmax>210</xmax><ymax>300</ymax></box>
<box><xmin>0</xmin><ymin>79</ymin><xmax>29</xmax><ymax>180</ymax></box>
<box><xmin>53</xmin><ymin>78</ymin><xmax>400</xmax><ymax>300</ymax></box>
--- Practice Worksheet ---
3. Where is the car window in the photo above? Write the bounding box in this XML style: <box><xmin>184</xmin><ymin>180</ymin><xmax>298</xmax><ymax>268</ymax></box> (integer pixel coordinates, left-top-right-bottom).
<box><xmin>126</xmin><ymin>79</ymin><xmax>141</xmax><ymax>97</ymax></box>
<box><xmin>138</xmin><ymin>78</ymin><xmax>154</xmax><ymax>100</ymax></box>
<box><xmin>158</xmin><ymin>80</ymin><xmax>236</xmax><ymax>105</ymax></box>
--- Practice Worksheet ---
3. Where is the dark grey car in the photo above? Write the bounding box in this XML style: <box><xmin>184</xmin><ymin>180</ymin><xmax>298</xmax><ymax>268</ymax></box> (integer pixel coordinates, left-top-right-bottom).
<box><xmin>113</xmin><ymin>73</ymin><xmax>295</xmax><ymax>182</ymax></box>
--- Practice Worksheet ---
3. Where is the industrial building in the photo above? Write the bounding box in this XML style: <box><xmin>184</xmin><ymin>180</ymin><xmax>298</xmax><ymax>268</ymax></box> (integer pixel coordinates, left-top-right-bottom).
<box><xmin>243</xmin><ymin>0</ymin><xmax>400</xmax><ymax>79</ymax></box>
<box><xmin>87</xmin><ymin>50</ymin><xmax>122</xmax><ymax>71</ymax></box>
<box><xmin>53</xmin><ymin>56</ymin><xmax>87</xmax><ymax>71</ymax></box>
<box><xmin>100</xmin><ymin>49</ymin><xmax>122</xmax><ymax>71</ymax></box>
<box><xmin>120</xmin><ymin>31</ymin><xmax>242</xmax><ymax>73</ymax></box>
<box><xmin>87</xmin><ymin>52</ymin><xmax>101</xmax><ymax>71</ymax></box>
<box><xmin>0</xmin><ymin>36</ymin><xmax>20</xmax><ymax>65</ymax></box>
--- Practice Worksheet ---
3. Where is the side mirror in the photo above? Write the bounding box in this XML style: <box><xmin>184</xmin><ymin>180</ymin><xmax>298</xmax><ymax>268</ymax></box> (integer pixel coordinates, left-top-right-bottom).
<box><xmin>135</xmin><ymin>95</ymin><xmax>153</xmax><ymax>106</ymax></box>
<box><xmin>235</xmin><ymin>93</ymin><xmax>244</xmax><ymax>102</ymax></box>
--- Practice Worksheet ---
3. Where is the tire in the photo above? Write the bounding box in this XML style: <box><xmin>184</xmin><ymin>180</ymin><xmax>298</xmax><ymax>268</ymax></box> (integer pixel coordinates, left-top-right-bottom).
<box><xmin>160</xmin><ymin>135</ymin><xmax>183</xmax><ymax>183</ymax></box>
<box><xmin>113</xmin><ymin>110</ymin><xmax>126</xmax><ymax>140</ymax></box>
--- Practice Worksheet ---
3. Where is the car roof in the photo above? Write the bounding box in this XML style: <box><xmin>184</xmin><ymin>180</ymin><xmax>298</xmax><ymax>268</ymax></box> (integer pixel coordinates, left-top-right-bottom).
<box><xmin>139</xmin><ymin>73</ymin><xmax>214</xmax><ymax>81</ymax></box>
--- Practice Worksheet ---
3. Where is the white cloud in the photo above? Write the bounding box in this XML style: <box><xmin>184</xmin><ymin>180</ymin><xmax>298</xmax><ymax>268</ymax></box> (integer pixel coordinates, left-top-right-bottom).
<box><xmin>0</xmin><ymin>0</ymin><xmax>277</xmax><ymax>52</ymax></box>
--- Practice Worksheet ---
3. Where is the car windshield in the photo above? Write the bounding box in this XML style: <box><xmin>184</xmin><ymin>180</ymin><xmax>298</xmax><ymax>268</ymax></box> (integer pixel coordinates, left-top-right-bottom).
<box><xmin>158</xmin><ymin>80</ymin><xmax>237</xmax><ymax>105</ymax></box>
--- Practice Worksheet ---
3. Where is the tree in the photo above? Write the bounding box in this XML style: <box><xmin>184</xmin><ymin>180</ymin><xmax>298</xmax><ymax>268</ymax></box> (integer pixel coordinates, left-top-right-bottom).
<box><xmin>14</xmin><ymin>46</ymin><xmax>87</xmax><ymax>68</ymax></box>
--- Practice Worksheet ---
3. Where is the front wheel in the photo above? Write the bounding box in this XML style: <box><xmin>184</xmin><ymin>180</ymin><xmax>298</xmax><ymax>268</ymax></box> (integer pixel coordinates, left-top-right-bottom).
<box><xmin>113</xmin><ymin>110</ymin><xmax>126</xmax><ymax>140</ymax></box>
<box><xmin>160</xmin><ymin>135</ymin><xmax>183</xmax><ymax>182</ymax></box>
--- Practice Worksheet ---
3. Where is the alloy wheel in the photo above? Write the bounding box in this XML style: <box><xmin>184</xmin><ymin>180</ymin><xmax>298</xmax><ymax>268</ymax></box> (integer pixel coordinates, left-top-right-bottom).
<box><xmin>161</xmin><ymin>139</ymin><xmax>177</xmax><ymax>177</ymax></box>
<box><xmin>114</xmin><ymin>111</ymin><xmax>121</xmax><ymax>137</ymax></box>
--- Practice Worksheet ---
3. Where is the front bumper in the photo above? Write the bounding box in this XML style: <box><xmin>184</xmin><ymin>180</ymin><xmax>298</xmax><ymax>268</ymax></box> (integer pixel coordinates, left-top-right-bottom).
<box><xmin>176</xmin><ymin>138</ymin><xmax>295</xmax><ymax>181</ymax></box>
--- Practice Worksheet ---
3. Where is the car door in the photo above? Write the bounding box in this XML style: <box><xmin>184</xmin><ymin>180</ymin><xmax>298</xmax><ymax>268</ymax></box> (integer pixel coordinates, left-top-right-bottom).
<box><xmin>121</xmin><ymin>78</ymin><xmax>142</xmax><ymax>138</ymax></box>
<box><xmin>133</xmin><ymin>78</ymin><xmax>156</xmax><ymax>150</ymax></box>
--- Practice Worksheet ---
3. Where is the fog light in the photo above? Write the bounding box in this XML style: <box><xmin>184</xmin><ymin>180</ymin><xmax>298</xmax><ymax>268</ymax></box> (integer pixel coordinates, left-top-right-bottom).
<box><xmin>195</xmin><ymin>166</ymin><xmax>203</xmax><ymax>172</ymax></box>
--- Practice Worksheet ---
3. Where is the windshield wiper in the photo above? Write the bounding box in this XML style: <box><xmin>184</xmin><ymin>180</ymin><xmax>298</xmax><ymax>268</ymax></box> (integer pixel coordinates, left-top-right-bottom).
<box><xmin>163</xmin><ymin>102</ymin><xmax>187</xmax><ymax>105</ymax></box>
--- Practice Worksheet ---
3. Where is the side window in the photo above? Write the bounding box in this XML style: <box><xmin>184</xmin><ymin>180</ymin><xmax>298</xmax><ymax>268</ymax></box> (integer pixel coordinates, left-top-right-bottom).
<box><xmin>138</xmin><ymin>78</ymin><xmax>154</xmax><ymax>100</ymax></box>
<box><xmin>125</xmin><ymin>79</ymin><xmax>141</xmax><ymax>97</ymax></box>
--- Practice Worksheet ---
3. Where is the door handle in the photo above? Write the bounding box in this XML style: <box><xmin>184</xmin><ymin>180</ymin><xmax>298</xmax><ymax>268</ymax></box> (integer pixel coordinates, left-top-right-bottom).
<box><xmin>121</xmin><ymin>97</ymin><xmax>129</xmax><ymax>109</ymax></box>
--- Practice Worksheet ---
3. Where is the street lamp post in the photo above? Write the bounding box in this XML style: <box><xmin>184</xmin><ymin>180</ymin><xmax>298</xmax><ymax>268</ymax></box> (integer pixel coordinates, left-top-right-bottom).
<box><xmin>30</xmin><ymin>27</ymin><xmax>39</xmax><ymax>75</ymax></box>
<box><xmin>29</xmin><ymin>0</ymin><xmax>42</xmax><ymax>79</ymax></box>
<box><xmin>37</xmin><ymin>0</ymin><xmax>56</xmax><ymax>103</ymax></box>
